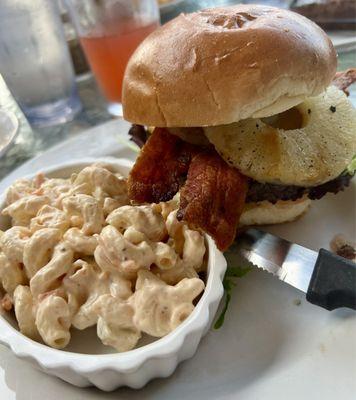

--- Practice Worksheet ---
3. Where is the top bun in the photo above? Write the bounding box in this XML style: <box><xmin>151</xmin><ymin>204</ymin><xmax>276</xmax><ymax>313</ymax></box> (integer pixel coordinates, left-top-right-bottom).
<box><xmin>122</xmin><ymin>5</ymin><xmax>336</xmax><ymax>127</ymax></box>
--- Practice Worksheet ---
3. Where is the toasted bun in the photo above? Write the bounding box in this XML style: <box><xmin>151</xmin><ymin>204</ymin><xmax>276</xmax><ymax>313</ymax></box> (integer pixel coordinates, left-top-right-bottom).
<box><xmin>239</xmin><ymin>197</ymin><xmax>311</xmax><ymax>226</ymax></box>
<box><xmin>122</xmin><ymin>5</ymin><xmax>336</xmax><ymax>127</ymax></box>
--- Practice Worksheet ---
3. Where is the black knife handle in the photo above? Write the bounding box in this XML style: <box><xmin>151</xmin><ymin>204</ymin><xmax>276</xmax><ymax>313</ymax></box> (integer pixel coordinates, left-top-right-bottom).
<box><xmin>306</xmin><ymin>249</ymin><xmax>356</xmax><ymax>311</ymax></box>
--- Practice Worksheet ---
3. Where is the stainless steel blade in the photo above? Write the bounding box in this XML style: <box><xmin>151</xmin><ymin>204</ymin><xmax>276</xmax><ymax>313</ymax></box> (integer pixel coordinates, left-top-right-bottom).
<box><xmin>236</xmin><ymin>229</ymin><xmax>318</xmax><ymax>293</ymax></box>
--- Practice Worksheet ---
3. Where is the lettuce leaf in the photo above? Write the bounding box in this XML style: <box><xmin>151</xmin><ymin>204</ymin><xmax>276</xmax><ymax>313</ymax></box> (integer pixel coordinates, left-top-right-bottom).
<box><xmin>214</xmin><ymin>266</ymin><xmax>251</xmax><ymax>329</ymax></box>
<box><xmin>117</xmin><ymin>137</ymin><xmax>140</xmax><ymax>153</ymax></box>
<box><xmin>346</xmin><ymin>155</ymin><xmax>356</xmax><ymax>176</ymax></box>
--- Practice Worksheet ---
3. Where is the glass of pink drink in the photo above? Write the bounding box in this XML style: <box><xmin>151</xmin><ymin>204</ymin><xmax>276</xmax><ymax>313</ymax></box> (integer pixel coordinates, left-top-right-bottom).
<box><xmin>66</xmin><ymin>0</ymin><xmax>160</xmax><ymax>116</ymax></box>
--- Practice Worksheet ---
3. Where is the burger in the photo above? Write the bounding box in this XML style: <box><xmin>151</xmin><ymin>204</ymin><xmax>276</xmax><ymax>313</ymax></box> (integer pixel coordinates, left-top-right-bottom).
<box><xmin>121</xmin><ymin>5</ymin><xmax>356</xmax><ymax>251</ymax></box>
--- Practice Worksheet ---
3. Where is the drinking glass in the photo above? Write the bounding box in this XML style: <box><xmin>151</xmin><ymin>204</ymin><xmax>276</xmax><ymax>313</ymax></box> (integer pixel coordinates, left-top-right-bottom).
<box><xmin>0</xmin><ymin>0</ymin><xmax>82</xmax><ymax>127</ymax></box>
<box><xmin>66</xmin><ymin>0</ymin><xmax>160</xmax><ymax>116</ymax></box>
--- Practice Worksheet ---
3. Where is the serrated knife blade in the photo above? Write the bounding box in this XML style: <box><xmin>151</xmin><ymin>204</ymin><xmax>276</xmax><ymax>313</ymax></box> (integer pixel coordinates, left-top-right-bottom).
<box><xmin>236</xmin><ymin>228</ymin><xmax>318</xmax><ymax>293</ymax></box>
<box><xmin>235</xmin><ymin>229</ymin><xmax>356</xmax><ymax>311</ymax></box>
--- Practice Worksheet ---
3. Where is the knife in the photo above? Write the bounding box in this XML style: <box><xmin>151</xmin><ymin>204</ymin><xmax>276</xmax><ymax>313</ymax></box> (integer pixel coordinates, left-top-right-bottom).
<box><xmin>236</xmin><ymin>228</ymin><xmax>356</xmax><ymax>311</ymax></box>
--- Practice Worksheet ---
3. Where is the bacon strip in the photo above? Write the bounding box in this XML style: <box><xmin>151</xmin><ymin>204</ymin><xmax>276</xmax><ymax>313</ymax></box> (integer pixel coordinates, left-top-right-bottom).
<box><xmin>332</xmin><ymin>68</ymin><xmax>356</xmax><ymax>96</ymax></box>
<box><xmin>128</xmin><ymin>128</ymin><xmax>198</xmax><ymax>203</ymax></box>
<box><xmin>128</xmin><ymin>129</ymin><xmax>248</xmax><ymax>250</ymax></box>
<box><xmin>177</xmin><ymin>150</ymin><xmax>248</xmax><ymax>251</ymax></box>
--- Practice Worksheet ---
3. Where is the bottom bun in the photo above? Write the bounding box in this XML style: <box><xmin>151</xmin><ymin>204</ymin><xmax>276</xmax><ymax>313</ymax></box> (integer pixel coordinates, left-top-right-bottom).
<box><xmin>240</xmin><ymin>197</ymin><xmax>311</xmax><ymax>226</ymax></box>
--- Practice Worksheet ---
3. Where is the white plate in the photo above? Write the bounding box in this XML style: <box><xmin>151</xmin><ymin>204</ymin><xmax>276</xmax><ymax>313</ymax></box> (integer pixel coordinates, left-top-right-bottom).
<box><xmin>0</xmin><ymin>119</ymin><xmax>355</xmax><ymax>399</ymax></box>
<box><xmin>0</xmin><ymin>109</ymin><xmax>19</xmax><ymax>158</ymax></box>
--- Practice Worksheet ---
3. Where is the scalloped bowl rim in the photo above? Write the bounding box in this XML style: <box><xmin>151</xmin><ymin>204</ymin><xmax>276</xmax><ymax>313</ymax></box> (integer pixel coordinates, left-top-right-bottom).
<box><xmin>0</xmin><ymin>157</ymin><xmax>227</xmax><ymax>377</ymax></box>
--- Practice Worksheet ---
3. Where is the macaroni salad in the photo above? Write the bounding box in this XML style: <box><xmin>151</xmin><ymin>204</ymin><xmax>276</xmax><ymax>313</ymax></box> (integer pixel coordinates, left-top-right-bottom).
<box><xmin>0</xmin><ymin>163</ymin><xmax>206</xmax><ymax>352</ymax></box>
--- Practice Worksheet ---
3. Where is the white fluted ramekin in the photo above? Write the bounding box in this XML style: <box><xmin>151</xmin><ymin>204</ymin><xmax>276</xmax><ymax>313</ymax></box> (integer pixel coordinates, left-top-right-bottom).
<box><xmin>0</xmin><ymin>157</ymin><xmax>227</xmax><ymax>391</ymax></box>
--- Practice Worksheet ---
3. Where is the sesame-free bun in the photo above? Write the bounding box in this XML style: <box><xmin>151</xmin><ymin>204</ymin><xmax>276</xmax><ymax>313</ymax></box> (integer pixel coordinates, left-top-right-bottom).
<box><xmin>239</xmin><ymin>197</ymin><xmax>311</xmax><ymax>226</ymax></box>
<box><xmin>122</xmin><ymin>5</ymin><xmax>336</xmax><ymax>127</ymax></box>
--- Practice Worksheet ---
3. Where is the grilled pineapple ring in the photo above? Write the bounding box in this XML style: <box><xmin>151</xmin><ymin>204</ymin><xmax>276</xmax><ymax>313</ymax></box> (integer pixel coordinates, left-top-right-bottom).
<box><xmin>204</xmin><ymin>86</ymin><xmax>356</xmax><ymax>186</ymax></box>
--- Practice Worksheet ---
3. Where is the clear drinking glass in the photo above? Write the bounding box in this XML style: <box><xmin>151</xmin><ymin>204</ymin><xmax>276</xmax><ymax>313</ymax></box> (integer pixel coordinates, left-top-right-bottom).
<box><xmin>65</xmin><ymin>0</ymin><xmax>160</xmax><ymax>116</ymax></box>
<box><xmin>0</xmin><ymin>0</ymin><xmax>82</xmax><ymax>127</ymax></box>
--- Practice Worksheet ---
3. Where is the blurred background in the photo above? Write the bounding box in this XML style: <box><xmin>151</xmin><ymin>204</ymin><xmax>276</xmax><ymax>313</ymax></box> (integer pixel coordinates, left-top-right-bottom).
<box><xmin>0</xmin><ymin>0</ymin><xmax>355</xmax><ymax>180</ymax></box>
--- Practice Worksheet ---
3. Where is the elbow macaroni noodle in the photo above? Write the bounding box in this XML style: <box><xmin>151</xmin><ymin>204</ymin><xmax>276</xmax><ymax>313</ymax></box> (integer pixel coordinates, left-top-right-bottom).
<box><xmin>0</xmin><ymin>164</ymin><xmax>206</xmax><ymax>352</ymax></box>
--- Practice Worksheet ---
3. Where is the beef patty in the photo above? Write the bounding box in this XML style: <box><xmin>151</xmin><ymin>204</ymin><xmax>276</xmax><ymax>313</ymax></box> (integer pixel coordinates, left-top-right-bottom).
<box><xmin>246</xmin><ymin>173</ymin><xmax>353</xmax><ymax>203</ymax></box>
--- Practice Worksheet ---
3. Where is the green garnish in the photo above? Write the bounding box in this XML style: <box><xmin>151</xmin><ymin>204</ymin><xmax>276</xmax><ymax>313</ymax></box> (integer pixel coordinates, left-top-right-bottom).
<box><xmin>117</xmin><ymin>137</ymin><xmax>140</xmax><ymax>153</ymax></box>
<box><xmin>346</xmin><ymin>155</ymin><xmax>356</xmax><ymax>176</ymax></box>
<box><xmin>214</xmin><ymin>266</ymin><xmax>251</xmax><ymax>329</ymax></box>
